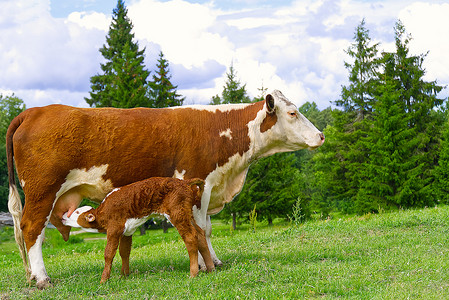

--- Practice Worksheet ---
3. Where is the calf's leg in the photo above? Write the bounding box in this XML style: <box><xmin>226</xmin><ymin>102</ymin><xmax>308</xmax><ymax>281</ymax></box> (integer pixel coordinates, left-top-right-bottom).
<box><xmin>101</xmin><ymin>231</ymin><xmax>121</xmax><ymax>283</ymax></box>
<box><xmin>172</xmin><ymin>217</ymin><xmax>200</xmax><ymax>277</ymax></box>
<box><xmin>119</xmin><ymin>235</ymin><xmax>132</xmax><ymax>277</ymax></box>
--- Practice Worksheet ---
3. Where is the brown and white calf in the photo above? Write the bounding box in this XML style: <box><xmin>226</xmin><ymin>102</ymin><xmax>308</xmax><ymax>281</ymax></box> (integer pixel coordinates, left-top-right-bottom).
<box><xmin>62</xmin><ymin>177</ymin><xmax>215</xmax><ymax>282</ymax></box>
<box><xmin>7</xmin><ymin>90</ymin><xmax>324</xmax><ymax>288</ymax></box>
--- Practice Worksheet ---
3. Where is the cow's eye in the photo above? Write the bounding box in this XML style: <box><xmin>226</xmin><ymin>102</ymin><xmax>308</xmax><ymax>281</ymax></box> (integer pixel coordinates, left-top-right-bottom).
<box><xmin>288</xmin><ymin>111</ymin><xmax>297</xmax><ymax>117</ymax></box>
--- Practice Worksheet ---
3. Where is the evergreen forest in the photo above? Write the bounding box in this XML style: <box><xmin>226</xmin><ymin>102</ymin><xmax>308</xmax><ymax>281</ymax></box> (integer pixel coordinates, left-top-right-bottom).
<box><xmin>0</xmin><ymin>1</ymin><xmax>448</xmax><ymax>229</ymax></box>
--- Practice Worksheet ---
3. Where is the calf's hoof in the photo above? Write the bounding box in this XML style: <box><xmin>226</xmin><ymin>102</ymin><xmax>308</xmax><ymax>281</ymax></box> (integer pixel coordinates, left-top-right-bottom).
<box><xmin>100</xmin><ymin>278</ymin><xmax>108</xmax><ymax>284</ymax></box>
<box><xmin>207</xmin><ymin>266</ymin><xmax>216</xmax><ymax>273</ymax></box>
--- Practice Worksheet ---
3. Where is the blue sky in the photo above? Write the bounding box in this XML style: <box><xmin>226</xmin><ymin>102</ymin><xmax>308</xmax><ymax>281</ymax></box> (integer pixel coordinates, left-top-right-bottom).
<box><xmin>1</xmin><ymin>0</ymin><xmax>448</xmax><ymax>109</ymax></box>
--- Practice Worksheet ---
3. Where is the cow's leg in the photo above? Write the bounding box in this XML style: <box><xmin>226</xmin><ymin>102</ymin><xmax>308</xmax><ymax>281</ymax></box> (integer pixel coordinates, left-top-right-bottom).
<box><xmin>198</xmin><ymin>216</ymin><xmax>223</xmax><ymax>269</ymax></box>
<box><xmin>119</xmin><ymin>235</ymin><xmax>132</xmax><ymax>277</ymax></box>
<box><xmin>193</xmin><ymin>185</ymin><xmax>223</xmax><ymax>269</ymax></box>
<box><xmin>28</xmin><ymin>227</ymin><xmax>51</xmax><ymax>289</ymax></box>
<box><xmin>21</xmin><ymin>200</ymin><xmax>53</xmax><ymax>289</ymax></box>
<box><xmin>101</xmin><ymin>231</ymin><xmax>121</xmax><ymax>283</ymax></box>
<box><xmin>192</xmin><ymin>220</ymin><xmax>215</xmax><ymax>273</ymax></box>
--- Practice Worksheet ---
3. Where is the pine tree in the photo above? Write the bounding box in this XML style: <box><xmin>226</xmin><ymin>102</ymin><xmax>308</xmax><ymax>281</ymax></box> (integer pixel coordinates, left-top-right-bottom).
<box><xmin>85</xmin><ymin>0</ymin><xmax>150</xmax><ymax>108</ymax></box>
<box><xmin>387</xmin><ymin>21</ymin><xmax>444</xmax><ymax>207</ymax></box>
<box><xmin>356</xmin><ymin>63</ymin><xmax>413</xmax><ymax>212</ymax></box>
<box><xmin>336</xmin><ymin>18</ymin><xmax>380</xmax><ymax>118</ymax></box>
<box><xmin>357</xmin><ymin>21</ymin><xmax>445</xmax><ymax>212</ymax></box>
<box><xmin>326</xmin><ymin>20</ymin><xmax>380</xmax><ymax>212</ymax></box>
<box><xmin>253</xmin><ymin>82</ymin><xmax>268</xmax><ymax>102</ymax></box>
<box><xmin>210</xmin><ymin>64</ymin><xmax>251</xmax><ymax>104</ymax></box>
<box><xmin>148</xmin><ymin>51</ymin><xmax>184</xmax><ymax>108</ymax></box>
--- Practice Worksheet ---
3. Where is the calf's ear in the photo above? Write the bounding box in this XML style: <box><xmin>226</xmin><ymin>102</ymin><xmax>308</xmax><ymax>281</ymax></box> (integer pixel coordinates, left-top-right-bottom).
<box><xmin>86</xmin><ymin>213</ymin><xmax>96</xmax><ymax>223</ymax></box>
<box><xmin>266</xmin><ymin>94</ymin><xmax>275</xmax><ymax>113</ymax></box>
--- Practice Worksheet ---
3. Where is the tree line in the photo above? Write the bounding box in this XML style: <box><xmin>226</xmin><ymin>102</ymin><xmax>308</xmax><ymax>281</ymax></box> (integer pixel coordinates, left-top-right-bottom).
<box><xmin>0</xmin><ymin>1</ymin><xmax>447</xmax><ymax>229</ymax></box>
<box><xmin>218</xmin><ymin>19</ymin><xmax>448</xmax><ymax>227</ymax></box>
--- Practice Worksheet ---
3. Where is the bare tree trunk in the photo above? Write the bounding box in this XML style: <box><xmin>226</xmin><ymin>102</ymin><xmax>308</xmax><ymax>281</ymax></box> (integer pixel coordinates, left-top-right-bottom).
<box><xmin>162</xmin><ymin>219</ymin><xmax>169</xmax><ymax>233</ymax></box>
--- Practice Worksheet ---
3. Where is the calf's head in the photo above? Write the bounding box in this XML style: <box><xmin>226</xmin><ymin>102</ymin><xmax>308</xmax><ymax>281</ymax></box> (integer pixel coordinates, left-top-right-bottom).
<box><xmin>62</xmin><ymin>205</ymin><xmax>100</xmax><ymax>233</ymax></box>
<box><xmin>257</xmin><ymin>90</ymin><xmax>324</xmax><ymax>156</ymax></box>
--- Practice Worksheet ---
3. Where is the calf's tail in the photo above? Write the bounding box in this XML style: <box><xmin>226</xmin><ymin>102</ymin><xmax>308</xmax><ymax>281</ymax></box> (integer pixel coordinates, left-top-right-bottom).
<box><xmin>6</xmin><ymin>114</ymin><xmax>30</xmax><ymax>281</ymax></box>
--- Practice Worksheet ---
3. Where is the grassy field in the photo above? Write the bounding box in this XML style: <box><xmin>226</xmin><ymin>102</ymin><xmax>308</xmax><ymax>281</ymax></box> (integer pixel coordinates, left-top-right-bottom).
<box><xmin>1</xmin><ymin>206</ymin><xmax>449</xmax><ymax>299</ymax></box>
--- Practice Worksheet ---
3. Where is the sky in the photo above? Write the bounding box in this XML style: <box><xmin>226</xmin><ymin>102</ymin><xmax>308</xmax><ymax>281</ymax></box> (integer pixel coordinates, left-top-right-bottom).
<box><xmin>1</xmin><ymin>0</ymin><xmax>448</xmax><ymax>109</ymax></box>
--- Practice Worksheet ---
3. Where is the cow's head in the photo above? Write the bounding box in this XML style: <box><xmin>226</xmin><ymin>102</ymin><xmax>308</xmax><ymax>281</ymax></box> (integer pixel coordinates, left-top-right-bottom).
<box><xmin>254</xmin><ymin>90</ymin><xmax>324</xmax><ymax>157</ymax></box>
<box><xmin>62</xmin><ymin>205</ymin><xmax>100</xmax><ymax>233</ymax></box>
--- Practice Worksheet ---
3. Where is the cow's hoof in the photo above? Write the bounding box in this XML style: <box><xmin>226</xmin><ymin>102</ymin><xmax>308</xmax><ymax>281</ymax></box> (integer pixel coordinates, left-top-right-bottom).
<box><xmin>36</xmin><ymin>277</ymin><xmax>52</xmax><ymax>290</ymax></box>
<box><xmin>213</xmin><ymin>259</ymin><xmax>223</xmax><ymax>268</ymax></box>
<box><xmin>198</xmin><ymin>263</ymin><xmax>207</xmax><ymax>271</ymax></box>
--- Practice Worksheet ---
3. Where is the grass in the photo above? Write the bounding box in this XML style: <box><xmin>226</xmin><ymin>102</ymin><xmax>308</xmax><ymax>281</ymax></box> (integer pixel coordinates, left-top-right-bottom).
<box><xmin>1</xmin><ymin>206</ymin><xmax>449</xmax><ymax>299</ymax></box>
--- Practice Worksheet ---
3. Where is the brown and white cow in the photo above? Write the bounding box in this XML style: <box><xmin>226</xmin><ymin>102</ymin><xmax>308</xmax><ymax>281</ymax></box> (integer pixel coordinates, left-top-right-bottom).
<box><xmin>7</xmin><ymin>90</ymin><xmax>324</xmax><ymax>289</ymax></box>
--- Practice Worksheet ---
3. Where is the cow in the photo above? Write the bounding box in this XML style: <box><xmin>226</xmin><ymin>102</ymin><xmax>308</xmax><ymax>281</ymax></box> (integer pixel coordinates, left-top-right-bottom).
<box><xmin>7</xmin><ymin>90</ymin><xmax>324</xmax><ymax>289</ymax></box>
<box><xmin>62</xmin><ymin>177</ymin><xmax>215</xmax><ymax>282</ymax></box>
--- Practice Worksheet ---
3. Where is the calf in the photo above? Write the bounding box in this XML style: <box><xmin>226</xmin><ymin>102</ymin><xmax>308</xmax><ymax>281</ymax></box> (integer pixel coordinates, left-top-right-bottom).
<box><xmin>62</xmin><ymin>177</ymin><xmax>215</xmax><ymax>282</ymax></box>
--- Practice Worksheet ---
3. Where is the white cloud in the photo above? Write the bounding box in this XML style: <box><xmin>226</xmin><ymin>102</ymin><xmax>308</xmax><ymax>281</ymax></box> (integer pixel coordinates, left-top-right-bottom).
<box><xmin>0</xmin><ymin>0</ymin><xmax>106</xmax><ymax>107</ymax></box>
<box><xmin>399</xmin><ymin>2</ymin><xmax>449</xmax><ymax>86</ymax></box>
<box><xmin>66</xmin><ymin>11</ymin><xmax>110</xmax><ymax>30</ymax></box>
<box><xmin>128</xmin><ymin>0</ymin><xmax>233</xmax><ymax>68</ymax></box>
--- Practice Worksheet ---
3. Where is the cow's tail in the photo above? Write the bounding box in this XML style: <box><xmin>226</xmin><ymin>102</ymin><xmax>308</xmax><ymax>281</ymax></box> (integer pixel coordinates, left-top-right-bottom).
<box><xmin>6</xmin><ymin>114</ymin><xmax>31</xmax><ymax>281</ymax></box>
<box><xmin>187</xmin><ymin>178</ymin><xmax>205</xmax><ymax>210</ymax></box>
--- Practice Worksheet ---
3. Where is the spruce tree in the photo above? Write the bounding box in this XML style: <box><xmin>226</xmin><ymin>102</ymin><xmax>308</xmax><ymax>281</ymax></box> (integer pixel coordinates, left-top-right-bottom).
<box><xmin>388</xmin><ymin>21</ymin><xmax>444</xmax><ymax>207</ymax></box>
<box><xmin>148</xmin><ymin>51</ymin><xmax>184</xmax><ymax>108</ymax></box>
<box><xmin>328</xmin><ymin>19</ymin><xmax>380</xmax><ymax>212</ymax></box>
<box><xmin>253</xmin><ymin>82</ymin><xmax>268</xmax><ymax>102</ymax></box>
<box><xmin>210</xmin><ymin>64</ymin><xmax>251</xmax><ymax>104</ymax></box>
<box><xmin>356</xmin><ymin>60</ymin><xmax>413</xmax><ymax>212</ymax></box>
<box><xmin>85</xmin><ymin>0</ymin><xmax>150</xmax><ymax>108</ymax></box>
<box><xmin>336</xmin><ymin>18</ymin><xmax>380</xmax><ymax>117</ymax></box>
<box><xmin>357</xmin><ymin>21</ymin><xmax>445</xmax><ymax>211</ymax></box>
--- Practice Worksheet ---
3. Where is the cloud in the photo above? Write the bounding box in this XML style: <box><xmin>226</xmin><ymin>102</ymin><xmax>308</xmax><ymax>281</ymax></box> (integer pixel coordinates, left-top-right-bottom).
<box><xmin>0</xmin><ymin>0</ymin><xmax>106</xmax><ymax>105</ymax></box>
<box><xmin>128</xmin><ymin>0</ymin><xmax>233</xmax><ymax>68</ymax></box>
<box><xmin>171</xmin><ymin>60</ymin><xmax>226</xmax><ymax>89</ymax></box>
<box><xmin>67</xmin><ymin>11</ymin><xmax>110</xmax><ymax>30</ymax></box>
<box><xmin>399</xmin><ymin>2</ymin><xmax>449</xmax><ymax>87</ymax></box>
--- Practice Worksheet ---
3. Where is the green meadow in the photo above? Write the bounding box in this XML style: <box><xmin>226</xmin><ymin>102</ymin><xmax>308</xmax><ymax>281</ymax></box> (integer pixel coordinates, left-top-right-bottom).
<box><xmin>1</xmin><ymin>206</ymin><xmax>449</xmax><ymax>299</ymax></box>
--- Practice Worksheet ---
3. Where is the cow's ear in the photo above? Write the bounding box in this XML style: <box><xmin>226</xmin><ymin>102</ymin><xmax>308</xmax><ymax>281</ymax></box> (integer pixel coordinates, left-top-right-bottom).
<box><xmin>265</xmin><ymin>94</ymin><xmax>275</xmax><ymax>113</ymax></box>
<box><xmin>86</xmin><ymin>213</ymin><xmax>96</xmax><ymax>223</ymax></box>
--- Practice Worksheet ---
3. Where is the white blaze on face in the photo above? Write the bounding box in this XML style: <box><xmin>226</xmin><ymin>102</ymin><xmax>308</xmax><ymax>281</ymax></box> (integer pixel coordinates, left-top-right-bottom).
<box><xmin>62</xmin><ymin>206</ymin><xmax>93</xmax><ymax>228</ymax></box>
<box><xmin>258</xmin><ymin>90</ymin><xmax>324</xmax><ymax>156</ymax></box>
